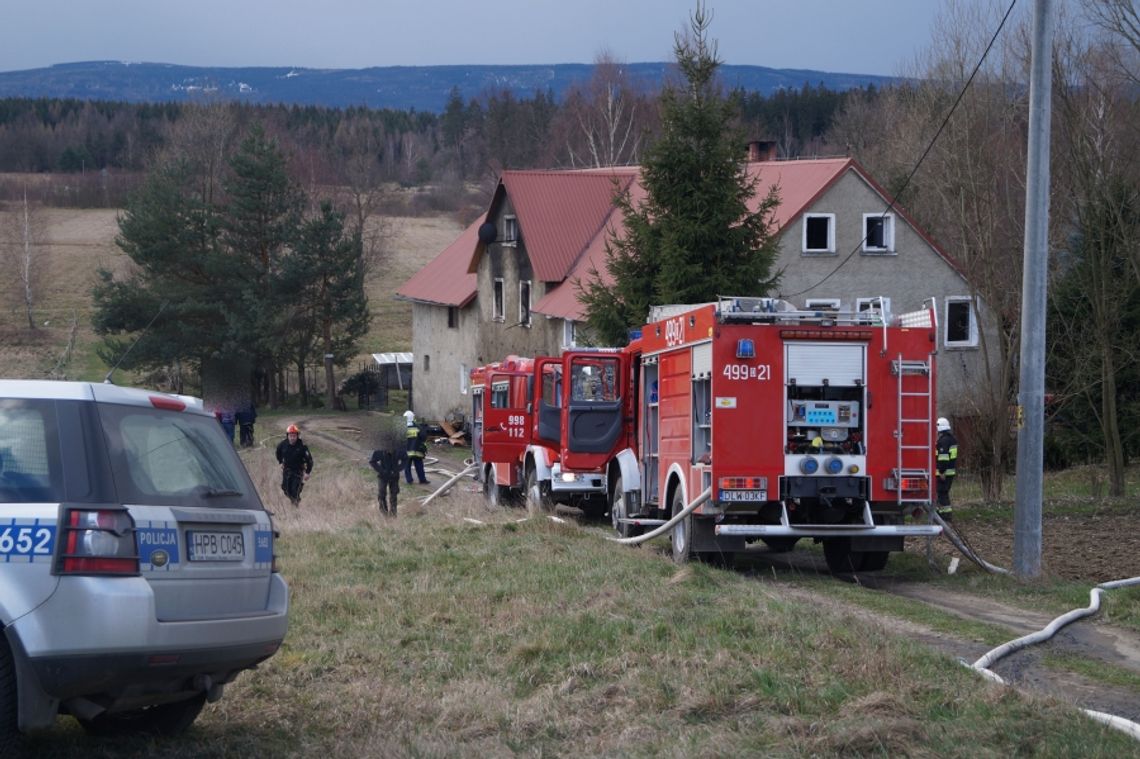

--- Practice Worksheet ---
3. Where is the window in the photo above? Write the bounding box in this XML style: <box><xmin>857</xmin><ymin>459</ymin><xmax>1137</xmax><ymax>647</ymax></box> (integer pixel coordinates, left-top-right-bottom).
<box><xmin>447</xmin><ymin>306</ymin><xmax>459</xmax><ymax>329</ymax></box>
<box><xmin>519</xmin><ymin>280</ymin><xmax>532</xmax><ymax>327</ymax></box>
<box><xmin>490</xmin><ymin>381</ymin><xmax>509</xmax><ymax>409</ymax></box>
<box><xmin>502</xmin><ymin>215</ymin><xmax>518</xmax><ymax>245</ymax></box>
<box><xmin>492</xmin><ymin>278</ymin><xmax>505</xmax><ymax>322</ymax></box>
<box><xmin>805</xmin><ymin>298</ymin><xmax>840</xmax><ymax>311</ymax></box>
<box><xmin>459</xmin><ymin>363</ymin><xmax>469</xmax><ymax>395</ymax></box>
<box><xmin>944</xmin><ymin>297</ymin><xmax>978</xmax><ymax>348</ymax></box>
<box><xmin>802</xmin><ymin>214</ymin><xmax>835</xmax><ymax>253</ymax></box>
<box><xmin>856</xmin><ymin>297</ymin><xmax>891</xmax><ymax>323</ymax></box>
<box><xmin>423</xmin><ymin>354</ymin><xmax>431</xmax><ymax>372</ymax></box>
<box><xmin>862</xmin><ymin>213</ymin><xmax>895</xmax><ymax>253</ymax></box>
<box><xmin>571</xmin><ymin>359</ymin><xmax>619</xmax><ymax>402</ymax></box>
<box><xmin>562</xmin><ymin>319</ymin><xmax>577</xmax><ymax>348</ymax></box>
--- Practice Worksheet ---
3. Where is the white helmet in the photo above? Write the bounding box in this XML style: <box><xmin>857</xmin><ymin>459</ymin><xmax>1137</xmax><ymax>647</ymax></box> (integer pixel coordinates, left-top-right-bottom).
<box><xmin>937</xmin><ymin>417</ymin><xmax>951</xmax><ymax>432</ymax></box>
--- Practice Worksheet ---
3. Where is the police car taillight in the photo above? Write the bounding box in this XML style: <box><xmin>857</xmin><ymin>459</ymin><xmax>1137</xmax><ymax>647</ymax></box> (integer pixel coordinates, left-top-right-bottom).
<box><xmin>56</xmin><ymin>508</ymin><xmax>139</xmax><ymax>576</ymax></box>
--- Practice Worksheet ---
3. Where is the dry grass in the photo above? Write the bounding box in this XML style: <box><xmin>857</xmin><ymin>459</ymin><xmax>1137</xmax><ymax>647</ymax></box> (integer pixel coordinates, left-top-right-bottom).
<box><xmin>0</xmin><ymin>202</ymin><xmax>469</xmax><ymax>381</ymax></box>
<box><xmin>21</xmin><ymin>430</ymin><xmax>1140</xmax><ymax>757</ymax></box>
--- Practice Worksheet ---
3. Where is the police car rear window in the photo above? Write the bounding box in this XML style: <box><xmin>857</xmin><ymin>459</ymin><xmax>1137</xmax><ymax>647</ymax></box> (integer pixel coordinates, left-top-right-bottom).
<box><xmin>98</xmin><ymin>404</ymin><xmax>262</xmax><ymax>510</ymax></box>
<box><xmin>0</xmin><ymin>400</ymin><xmax>63</xmax><ymax>503</ymax></box>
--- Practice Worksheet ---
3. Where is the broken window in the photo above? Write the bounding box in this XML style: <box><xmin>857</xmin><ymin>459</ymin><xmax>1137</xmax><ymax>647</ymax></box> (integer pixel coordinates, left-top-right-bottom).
<box><xmin>492</xmin><ymin>278</ymin><xmax>505</xmax><ymax>321</ymax></box>
<box><xmin>803</xmin><ymin>214</ymin><xmax>835</xmax><ymax>253</ymax></box>
<box><xmin>944</xmin><ymin>297</ymin><xmax>978</xmax><ymax>348</ymax></box>
<box><xmin>519</xmin><ymin>280</ymin><xmax>531</xmax><ymax>327</ymax></box>
<box><xmin>863</xmin><ymin>213</ymin><xmax>895</xmax><ymax>252</ymax></box>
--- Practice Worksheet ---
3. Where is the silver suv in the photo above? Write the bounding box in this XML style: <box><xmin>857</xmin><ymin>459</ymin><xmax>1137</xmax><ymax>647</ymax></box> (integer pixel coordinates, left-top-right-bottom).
<box><xmin>0</xmin><ymin>380</ymin><xmax>288</xmax><ymax>748</ymax></box>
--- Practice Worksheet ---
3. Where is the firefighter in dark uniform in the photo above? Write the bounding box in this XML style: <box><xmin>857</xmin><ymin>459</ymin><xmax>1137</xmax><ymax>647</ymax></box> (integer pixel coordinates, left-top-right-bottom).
<box><xmin>369</xmin><ymin>430</ymin><xmax>408</xmax><ymax>517</ymax></box>
<box><xmin>935</xmin><ymin>417</ymin><xmax>958</xmax><ymax>521</ymax></box>
<box><xmin>276</xmin><ymin>423</ymin><xmax>313</xmax><ymax>506</ymax></box>
<box><xmin>404</xmin><ymin>418</ymin><xmax>430</xmax><ymax>485</ymax></box>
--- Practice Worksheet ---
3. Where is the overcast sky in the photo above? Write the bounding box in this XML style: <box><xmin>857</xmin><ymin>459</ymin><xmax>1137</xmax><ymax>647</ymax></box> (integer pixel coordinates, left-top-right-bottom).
<box><xmin>0</xmin><ymin>1</ymin><xmax>963</xmax><ymax>76</ymax></box>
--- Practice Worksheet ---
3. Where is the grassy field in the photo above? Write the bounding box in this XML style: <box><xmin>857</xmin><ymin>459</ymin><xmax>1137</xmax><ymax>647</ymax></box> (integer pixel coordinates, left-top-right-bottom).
<box><xmin>17</xmin><ymin>416</ymin><xmax>1140</xmax><ymax>757</ymax></box>
<box><xmin>0</xmin><ymin>202</ymin><xmax>466</xmax><ymax>382</ymax></box>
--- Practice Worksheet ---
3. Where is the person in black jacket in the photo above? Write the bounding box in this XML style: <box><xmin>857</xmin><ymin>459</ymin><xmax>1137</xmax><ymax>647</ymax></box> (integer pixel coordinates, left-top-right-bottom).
<box><xmin>236</xmin><ymin>402</ymin><xmax>257</xmax><ymax>448</ymax></box>
<box><xmin>276</xmin><ymin>423</ymin><xmax>314</xmax><ymax>506</ymax></box>
<box><xmin>935</xmin><ymin>417</ymin><xmax>958</xmax><ymax>521</ymax></box>
<box><xmin>369</xmin><ymin>425</ymin><xmax>408</xmax><ymax>517</ymax></box>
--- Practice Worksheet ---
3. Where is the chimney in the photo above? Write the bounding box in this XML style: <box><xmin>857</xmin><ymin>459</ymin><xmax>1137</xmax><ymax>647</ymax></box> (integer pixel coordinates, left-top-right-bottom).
<box><xmin>747</xmin><ymin>140</ymin><xmax>777</xmax><ymax>162</ymax></box>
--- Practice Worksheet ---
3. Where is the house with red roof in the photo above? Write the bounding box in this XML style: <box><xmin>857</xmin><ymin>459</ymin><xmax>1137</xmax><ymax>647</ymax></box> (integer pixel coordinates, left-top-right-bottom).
<box><xmin>397</xmin><ymin>144</ymin><xmax>992</xmax><ymax>421</ymax></box>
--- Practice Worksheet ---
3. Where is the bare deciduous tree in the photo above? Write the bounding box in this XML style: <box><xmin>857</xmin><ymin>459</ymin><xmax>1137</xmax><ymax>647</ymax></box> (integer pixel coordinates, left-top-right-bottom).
<box><xmin>830</xmin><ymin>0</ymin><xmax>1032</xmax><ymax>500</ymax></box>
<box><xmin>1048</xmin><ymin>16</ymin><xmax>1140</xmax><ymax>495</ymax></box>
<box><xmin>556</xmin><ymin>51</ymin><xmax>651</xmax><ymax>168</ymax></box>
<box><xmin>1</xmin><ymin>190</ymin><xmax>47</xmax><ymax>330</ymax></box>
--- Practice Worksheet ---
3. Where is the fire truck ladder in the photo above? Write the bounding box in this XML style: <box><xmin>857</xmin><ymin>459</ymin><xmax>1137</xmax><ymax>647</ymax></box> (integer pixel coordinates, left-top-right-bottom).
<box><xmin>890</xmin><ymin>353</ymin><xmax>933</xmax><ymax>505</ymax></box>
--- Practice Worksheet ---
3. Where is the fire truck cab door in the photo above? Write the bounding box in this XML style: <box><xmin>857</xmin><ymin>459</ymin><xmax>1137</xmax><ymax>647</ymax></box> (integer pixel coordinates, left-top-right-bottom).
<box><xmin>532</xmin><ymin>357</ymin><xmax>562</xmax><ymax>449</ymax></box>
<box><xmin>561</xmin><ymin>353</ymin><xmax>624</xmax><ymax>470</ymax></box>
<box><xmin>481</xmin><ymin>369</ymin><xmax>531</xmax><ymax>462</ymax></box>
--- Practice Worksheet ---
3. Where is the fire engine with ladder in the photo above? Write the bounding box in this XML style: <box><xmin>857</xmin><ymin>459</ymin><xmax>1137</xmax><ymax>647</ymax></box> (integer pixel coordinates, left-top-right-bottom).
<box><xmin>470</xmin><ymin>295</ymin><xmax>942</xmax><ymax>572</ymax></box>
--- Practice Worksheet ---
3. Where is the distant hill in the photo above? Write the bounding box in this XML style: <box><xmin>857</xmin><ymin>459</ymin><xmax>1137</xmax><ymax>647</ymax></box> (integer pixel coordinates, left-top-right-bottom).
<box><xmin>0</xmin><ymin>60</ymin><xmax>896</xmax><ymax>112</ymax></box>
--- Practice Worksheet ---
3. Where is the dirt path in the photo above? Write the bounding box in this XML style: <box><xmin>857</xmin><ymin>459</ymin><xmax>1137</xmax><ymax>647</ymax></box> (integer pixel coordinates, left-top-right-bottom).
<box><xmin>740</xmin><ymin>548</ymin><xmax>1140</xmax><ymax>725</ymax></box>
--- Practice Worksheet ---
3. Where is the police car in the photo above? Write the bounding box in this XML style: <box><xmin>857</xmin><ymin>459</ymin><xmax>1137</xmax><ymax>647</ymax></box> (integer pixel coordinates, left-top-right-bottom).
<box><xmin>0</xmin><ymin>380</ymin><xmax>288</xmax><ymax>747</ymax></box>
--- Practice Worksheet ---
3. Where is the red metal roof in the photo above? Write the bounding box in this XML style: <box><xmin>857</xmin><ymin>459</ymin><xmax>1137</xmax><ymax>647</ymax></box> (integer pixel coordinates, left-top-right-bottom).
<box><xmin>403</xmin><ymin>157</ymin><xmax>962</xmax><ymax>320</ymax></box>
<box><xmin>534</xmin><ymin>159</ymin><xmax>853</xmax><ymax>320</ymax></box>
<box><xmin>477</xmin><ymin>169</ymin><xmax>639</xmax><ymax>282</ymax></box>
<box><xmin>395</xmin><ymin>219</ymin><xmax>479</xmax><ymax>307</ymax></box>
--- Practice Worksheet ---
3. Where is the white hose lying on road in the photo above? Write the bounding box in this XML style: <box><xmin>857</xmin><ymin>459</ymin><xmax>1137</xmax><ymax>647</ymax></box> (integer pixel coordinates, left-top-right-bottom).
<box><xmin>607</xmin><ymin>488</ymin><xmax>711</xmax><ymax>545</ymax></box>
<box><xmin>968</xmin><ymin>575</ymin><xmax>1140</xmax><ymax>741</ymax></box>
<box><xmin>419</xmin><ymin>464</ymin><xmax>477</xmax><ymax>508</ymax></box>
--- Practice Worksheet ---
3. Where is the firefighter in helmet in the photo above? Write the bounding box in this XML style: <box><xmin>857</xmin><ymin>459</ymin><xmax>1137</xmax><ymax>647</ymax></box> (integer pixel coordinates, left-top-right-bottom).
<box><xmin>935</xmin><ymin>417</ymin><xmax>958</xmax><ymax>521</ymax></box>
<box><xmin>276</xmin><ymin>423</ymin><xmax>314</xmax><ymax>506</ymax></box>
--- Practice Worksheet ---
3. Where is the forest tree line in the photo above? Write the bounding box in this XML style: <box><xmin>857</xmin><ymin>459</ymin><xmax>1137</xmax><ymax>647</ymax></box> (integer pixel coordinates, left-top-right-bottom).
<box><xmin>0</xmin><ymin>75</ymin><xmax>866</xmax><ymax>207</ymax></box>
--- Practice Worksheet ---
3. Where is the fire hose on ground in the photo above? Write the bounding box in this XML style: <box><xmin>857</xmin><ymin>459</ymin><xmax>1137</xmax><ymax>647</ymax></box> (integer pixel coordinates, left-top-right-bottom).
<box><xmin>606</xmin><ymin>487</ymin><xmax>711</xmax><ymax>545</ymax></box>
<box><xmin>607</xmin><ymin>494</ymin><xmax>1140</xmax><ymax>740</ymax></box>
<box><xmin>418</xmin><ymin>463</ymin><xmax>478</xmax><ymax>508</ymax></box>
<box><xmin>966</xmin><ymin>574</ymin><xmax>1140</xmax><ymax>741</ymax></box>
<box><xmin>935</xmin><ymin>507</ymin><xmax>1140</xmax><ymax>740</ymax></box>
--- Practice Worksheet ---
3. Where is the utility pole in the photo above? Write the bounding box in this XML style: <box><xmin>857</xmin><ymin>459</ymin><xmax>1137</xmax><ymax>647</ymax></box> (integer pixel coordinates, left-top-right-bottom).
<box><xmin>1013</xmin><ymin>0</ymin><xmax>1054</xmax><ymax>578</ymax></box>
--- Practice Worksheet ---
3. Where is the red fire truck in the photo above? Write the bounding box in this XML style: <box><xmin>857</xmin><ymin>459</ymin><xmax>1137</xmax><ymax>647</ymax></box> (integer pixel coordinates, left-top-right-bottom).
<box><xmin>534</xmin><ymin>296</ymin><xmax>943</xmax><ymax>572</ymax></box>
<box><xmin>469</xmin><ymin>353</ymin><xmax>629</xmax><ymax>516</ymax></box>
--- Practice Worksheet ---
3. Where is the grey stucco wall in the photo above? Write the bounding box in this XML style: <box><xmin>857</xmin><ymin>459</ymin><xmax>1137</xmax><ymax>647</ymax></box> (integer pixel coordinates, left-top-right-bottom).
<box><xmin>409</xmin><ymin>169</ymin><xmax>1002</xmax><ymax>421</ymax></box>
<box><xmin>769</xmin><ymin>170</ymin><xmax>999</xmax><ymax>417</ymax></box>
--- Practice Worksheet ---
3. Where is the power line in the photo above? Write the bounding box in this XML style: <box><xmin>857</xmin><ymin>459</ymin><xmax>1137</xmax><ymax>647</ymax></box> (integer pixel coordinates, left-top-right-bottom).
<box><xmin>781</xmin><ymin>0</ymin><xmax>1020</xmax><ymax>300</ymax></box>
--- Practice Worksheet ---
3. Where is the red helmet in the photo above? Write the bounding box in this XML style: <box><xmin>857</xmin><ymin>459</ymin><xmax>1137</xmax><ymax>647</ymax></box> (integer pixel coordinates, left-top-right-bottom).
<box><xmin>286</xmin><ymin>424</ymin><xmax>300</xmax><ymax>434</ymax></box>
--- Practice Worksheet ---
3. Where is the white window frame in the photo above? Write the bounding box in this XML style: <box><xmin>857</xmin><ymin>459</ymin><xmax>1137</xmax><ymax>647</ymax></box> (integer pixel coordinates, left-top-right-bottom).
<box><xmin>944</xmin><ymin>296</ymin><xmax>979</xmax><ymax>349</ymax></box>
<box><xmin>862</xmin><ymin>213</ymin><xmax>895</xmax><ymax>253</ymax></box>
<box><xmin>802</xmin><ymin>213</ymin><xmax>836</xmax><ymax>254</ymax></box>
<box><xmin>519</xmin><ymin>280</ymin><xmax>532</xmax><ymax>328</ymax></box>
<box><xmin>459</xmin><ymin>363</ymin><xmax>469</xmax><ymax>395</ymax></box>
<box><xmin>804</xmin><ymin>298</ymin><xmax>841</xmax><ymax>311</ymax></box>
<box><xmin>502</xmin><ymin>215</ymin><xmax>518</xmax><ymax>246</ymax></box>
<box><xmin>856</xmin><ymin>296</ymin><xmax>891</xmax><ymax>314</ymax></box>
<box><xmin>492</xmin><ymin>278</ymin><xmax>505</xmax><ymax>322</ymax></box>
<box><xmin>562</xmin><ymin>319</ymin><xmax>577</xmax><ymax>348</ymax></box>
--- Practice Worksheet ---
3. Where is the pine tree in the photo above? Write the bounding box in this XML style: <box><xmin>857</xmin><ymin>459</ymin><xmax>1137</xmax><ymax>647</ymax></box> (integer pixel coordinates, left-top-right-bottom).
<box><xmin>220</xmin><ymin>124</ymin><xmax>305</xmax><ymax>405</ymax></box>
<box><xmin>92</xmin><ymin>158</ymin><xmax>227</xmax><ymax>377</ymax></box>
<box><xmin>284</xmin><ymin>201</ymin><xmax>371</xmax><ymax>408</ymax></box>
<box><xmin>579</xmin><ymin>3</ymin><xmax>780</xmax><ymax>345</ymax></box>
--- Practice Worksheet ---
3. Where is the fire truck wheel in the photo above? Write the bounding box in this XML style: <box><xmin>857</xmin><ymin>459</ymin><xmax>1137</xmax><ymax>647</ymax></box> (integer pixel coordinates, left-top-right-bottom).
<box><xmin>610</xmin><ymin>475</ymin><xmax>638</xmax><ymax>538</ymax></box>
<box><xmin>861</xmin><ymin>551</ymin><xmax>890</xmax><ymax>571</ymax></box>
<box><xmin>823</xmin><ymin>538</ymin><xmax>867</xmax><ymax>574</ymax></box>
<box><xmin>483</xmin><ymin>471</ymin><xmax>503</xmax><ymax>507</ymax></box>
<box><xmin>670</xmin><ymin>488</ymin><xmax>693</xmax><ymax>564</ymax></box>
<box><xmin>525</xmin><ymin>466</ymin><xmax>553</xmax><ymax>514</ymax></box>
